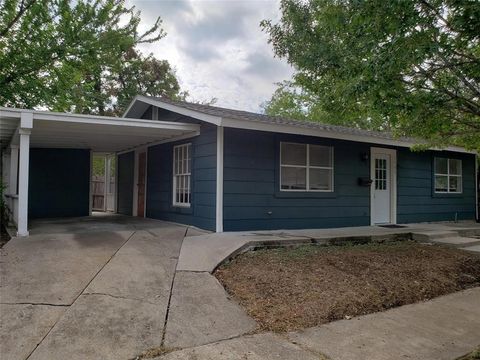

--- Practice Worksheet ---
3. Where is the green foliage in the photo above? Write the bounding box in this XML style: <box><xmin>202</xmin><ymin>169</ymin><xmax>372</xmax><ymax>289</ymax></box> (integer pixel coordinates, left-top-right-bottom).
<box><xmin>92</xmin><ymin>155</ymin><xmax>115</xmax><ymax>177</ymax></box>
<box><xmin>92</xmin><ymin>156</ymin><xmax>105</xmax><ymax>177</ymax></box>
<box><xmin>262</xmin><ymin>0</ymin><xmax>480</xmax><ymax>150</ymax></box>
<box><xmin>0</xmin><ymin>0</ymin><xmax>182</xmax><ymax>115</ymax></box>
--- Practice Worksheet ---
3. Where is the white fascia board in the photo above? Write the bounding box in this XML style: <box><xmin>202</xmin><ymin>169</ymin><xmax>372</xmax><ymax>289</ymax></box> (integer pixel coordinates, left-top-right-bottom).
<box><xmin>0</xmin><ymin>108</ymin><xmax>31</xmax><ymax>119</ymax></box>
<box><xmin>122</xmin><ymin>95</ymin><xmax>142</xmax><ymax>118</ymax></box>
<box><xmin>1</xmin><ymin>106</ymin><xmax>200</xmax><ymax>132</ymax></box>
<box><xmin>124</xmin><ymin>95</ymin><xmax>223</xmax><ymax>126</ymax></box>
<box><xmin>33</xmin><ymin>112</ymin><xmax>200</xmax><ymax>132</ymax></box>
<box><xmin>220</xmin><ymin>117</ymin><xmax>476</xmax><ymax>154</ymax></box>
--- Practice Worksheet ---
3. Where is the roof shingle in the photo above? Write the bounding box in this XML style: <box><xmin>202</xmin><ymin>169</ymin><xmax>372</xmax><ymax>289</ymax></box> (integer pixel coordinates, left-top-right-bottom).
<box><xmin>147</xmin><ymin>96</ymin><xmax>408</xmax><ymax>142</ymax></box>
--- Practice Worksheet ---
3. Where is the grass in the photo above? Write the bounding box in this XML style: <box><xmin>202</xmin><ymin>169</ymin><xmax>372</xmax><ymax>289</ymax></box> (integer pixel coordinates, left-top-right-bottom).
<box><xmin>130</xmin><ymin>346</ymin><xmax>176</xmax><ymax>360</ymax></box>
<box><xmin>457</xmin><ymin>348</ymin><xmax>480</xmax><ymax>360</ymax></box>
<box><xmin>215</xmin><ymin>241</ymin><xmax>480</xmax><ymax>332</ymax></box>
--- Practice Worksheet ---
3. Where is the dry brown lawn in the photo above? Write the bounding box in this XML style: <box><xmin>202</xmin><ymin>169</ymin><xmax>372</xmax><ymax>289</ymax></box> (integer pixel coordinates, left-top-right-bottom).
<box><xmin>215</xmin><ymin>241</ymin><xmax>480</xmax><ymax>332</ymax></box>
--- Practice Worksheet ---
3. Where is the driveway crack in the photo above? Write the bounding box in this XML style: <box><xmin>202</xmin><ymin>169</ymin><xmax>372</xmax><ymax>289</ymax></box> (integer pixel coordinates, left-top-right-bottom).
<box><xmin>160</xmin><ymin>226</ymin><xmax>188</xmax><ymax>346</ymax></box>
<box><xmin>0</xmin><ymin>302</ymin><xmax>69</xmax><ymax>307</ymax></box>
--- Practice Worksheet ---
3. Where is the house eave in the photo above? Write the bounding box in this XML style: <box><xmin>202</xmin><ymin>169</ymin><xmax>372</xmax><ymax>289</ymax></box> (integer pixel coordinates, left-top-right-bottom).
<box><xmin>122</xmin><ymin>97</ymin><xmax>476</xmax><ymax>155</ymax></box>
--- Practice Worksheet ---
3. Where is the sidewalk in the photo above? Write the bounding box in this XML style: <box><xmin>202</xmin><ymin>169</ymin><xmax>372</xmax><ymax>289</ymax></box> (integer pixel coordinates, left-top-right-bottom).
<box><xmin>177</xmin><ymin>221</ymin><xmax>480</xmax><ymax>272</ymax></box>
<box><xmin>154</xmin><ymin>287</ymin><xmax>480</xmax><ymax>360</ymax></box>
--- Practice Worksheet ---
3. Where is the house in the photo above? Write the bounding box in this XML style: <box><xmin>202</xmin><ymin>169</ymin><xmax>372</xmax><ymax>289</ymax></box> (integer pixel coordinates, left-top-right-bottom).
<box><xmin>1</xmin><ymin>95</ymin><xmax>478</xmax><ymax>236</ymax></box>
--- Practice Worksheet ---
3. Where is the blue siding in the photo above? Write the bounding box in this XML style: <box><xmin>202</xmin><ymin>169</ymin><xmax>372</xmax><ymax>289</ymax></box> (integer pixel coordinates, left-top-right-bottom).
<box><xmin>133</xmin><ymin>105</ymin><xmax>476</xmax><ymax>231</ymax></box>
<box><xmin>223</xmin><ymin>128</ymin><xmax>371</xmax><ymax>231</ymax></box>
<box><xmin>146</xmin><ymin>123</ymin><xmax>217</xmax><ymax>231</ymax></box>
<box><xmin>223</xmin><ymin>128</ymin><xmax>476</xmax><ymax>231</ymax></box>
<box><xmin>29</xmin><ymin>148</ymin><xmax>90</xmax><ymax>218</ymax></box>
<box><xmin>397</xmin><ymin>149</ymin><xmax>475</xmax><ymax>223</ymax></box>
<box><xmin>117</xmin><ymin>151</ymin><xmax>134</xmax><ymax>215</ymax></box>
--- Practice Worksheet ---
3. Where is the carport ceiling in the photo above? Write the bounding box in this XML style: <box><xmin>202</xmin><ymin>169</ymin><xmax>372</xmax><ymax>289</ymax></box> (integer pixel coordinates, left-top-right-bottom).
<box><xmin>0</xmin><ymin>108</ymin><xmax>200</xmax><ymax>152</ymax></box>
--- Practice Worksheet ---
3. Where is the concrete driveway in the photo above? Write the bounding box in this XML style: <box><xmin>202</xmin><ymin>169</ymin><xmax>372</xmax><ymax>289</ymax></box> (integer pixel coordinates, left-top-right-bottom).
<box><xmin>0</xmin><ymin>215</ymin><xmax>188</xmax><ymax>360</ymax></box>
<box><xmin>5</xmin><ymin>216</ymin><xmax>477</xmax><ymax>360</ymax></box>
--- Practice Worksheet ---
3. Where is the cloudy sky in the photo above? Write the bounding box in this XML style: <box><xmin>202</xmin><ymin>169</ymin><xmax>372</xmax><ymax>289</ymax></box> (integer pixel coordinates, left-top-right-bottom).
<box><xmin>128</xmin><ymin>0</ymin><xmax>294</xmax><ymax>112</ymax></box>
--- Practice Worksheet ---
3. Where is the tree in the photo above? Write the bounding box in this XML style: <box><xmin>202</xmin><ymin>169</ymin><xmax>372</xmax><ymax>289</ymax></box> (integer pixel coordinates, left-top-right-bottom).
<box><xmin>0</xmin><ymin>0</ymin><xmax>182</xmax><ymax>115</ymax></box>
<box><xmin>262</xmin><ymin>0</ymin><xmax>480</xmax><ymax>150</ymax></box>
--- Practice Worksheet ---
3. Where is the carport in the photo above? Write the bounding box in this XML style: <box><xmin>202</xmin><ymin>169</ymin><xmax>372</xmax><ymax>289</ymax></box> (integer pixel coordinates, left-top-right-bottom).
<box><xmin>0</xmin><ymin>107</ymin><xmax>200</xmax><ymax>236</ymax></box>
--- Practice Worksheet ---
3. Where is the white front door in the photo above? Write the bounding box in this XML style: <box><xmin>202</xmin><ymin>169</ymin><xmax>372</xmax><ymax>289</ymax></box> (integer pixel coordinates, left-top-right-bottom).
<box><xmin>371</xmin><ymin>148</ymin><xmax>397</xmax><ymax>225</ymax></box>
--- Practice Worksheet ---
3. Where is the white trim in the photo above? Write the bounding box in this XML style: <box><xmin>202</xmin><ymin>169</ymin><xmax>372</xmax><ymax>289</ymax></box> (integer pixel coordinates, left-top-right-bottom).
<box><xmin>17</xmin><ymin>113</ymin><xmax>32</xmax><ymax>236</ymax></box>
<box><xmin>222</xmin><ymin>118</ymin><xmax>474</xmax><ymax>154</ymax></box>
<box><xmin>370</xmin><ymin>147</ymin><xmax>397</xmax><ymax>225</ymax></box>
<box><xmin>104</xmin><ymin>155</ymin><xmax>109</xmax><ymax>211</ymax></box>
<box><xmin>2</xmin><ymin>104</ymin><xmax>474</xmax><ymax>154</ymax></box>
<box><xmin>122</xmin><ymin>95</ymin><xmax>222</xmax><ymax>126</ymax></box>
<box><xmin>216</xmin><ymin>126</ymin><xmax>224</xmax><ymax>232</ymax></box>
<box><xmin>8</xmin><ymin>145</ymin><xmax>18</xmax><ymax>196</ymax></box>
<box><xmin>433</xmin><ymin>157</ymin><xmax>463</xmax><ymax>194</ymax></box>
<box><xmin>121</xmin><ymin>97</ymin><xmax>474</xmax><ymax>154</ymax></box>
<box><xmin>0</xmin><ymin>107</ymin><xmax>199</xmax><ymax>131</ymax></box>
<box><xmin>132</xmin><ymin>147</ymin><xmax>148</xmax><ymax>217</ymax></box>
<box><xmin>89</xmin><ymin>151</ymin><xmax>93</xmax><ymax>215</ymax></box>
<box><xmin>114</xmin><ymin>153</ymin><xmax>119</xmax><ymax>214</ymax></box>
<box><xmin>144</xmin><ymin>151</ymin><xmax>148</xmax><ymax>216</ymax></box>
<box><xmin>116</xmin><ymin>131</ymin><xmax>200</xmax><ymax>156</ymax></box>
<box><xmin>279</xmin><ymin>142</ymin><xmax>334</xmax><ymax>192</ymax></box>
<box><xmin>172</xmin><ymin>143</ymin><xmax>192</xmax><ymax>208</ymax></box>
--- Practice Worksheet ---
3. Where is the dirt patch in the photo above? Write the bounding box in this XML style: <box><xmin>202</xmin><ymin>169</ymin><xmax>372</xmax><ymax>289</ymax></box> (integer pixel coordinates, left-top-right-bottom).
<box><xmin>215</xmin><ymin>242</ymin><xmax>480</xmax><ymax>332</ymax></box>
<box><xmin>130</xmin><ymin>346</ymin><xmax>176</xmax><ymax>359</ymax></box>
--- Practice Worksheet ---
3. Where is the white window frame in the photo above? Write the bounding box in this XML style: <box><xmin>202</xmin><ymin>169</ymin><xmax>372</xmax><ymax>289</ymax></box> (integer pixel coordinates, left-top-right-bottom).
<box><xmin>280</xmin><ymin>142</ymin><xmax>334</xmax><ymax>192</ymax></box>
<box><xmin>434</xmin><ymin>157</ymin><xmax>462</xmax><ymax>194</ymax></box>
<box><xmin>173</xmin><ymin>143</ymin><xmax>192</xmax><ymax>207</ymax></box>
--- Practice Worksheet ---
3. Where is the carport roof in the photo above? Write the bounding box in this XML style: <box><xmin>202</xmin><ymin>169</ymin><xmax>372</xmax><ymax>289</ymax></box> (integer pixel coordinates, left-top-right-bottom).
<box><xmin>0</xmin><ymin>107</ymin><xmax>200</xmax><ymax>152</ymax></box>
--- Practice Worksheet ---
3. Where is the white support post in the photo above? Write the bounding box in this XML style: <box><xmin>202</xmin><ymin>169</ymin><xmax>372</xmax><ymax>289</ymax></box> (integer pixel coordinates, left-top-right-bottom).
<box><xmin>216</xmin><ymin>126</ymin><xmax>224</xmax><ymax>232</ymax></box>
<box><xmin>8</xmin><ymin>145</ymin><xmax>19</xmax><ymax>195</ymax></box>
<box><xmin>17</xmin><ymin>112</ymin><xmax>33</xmax><ymax>237</ymax></box>
<box><xmin>89</xmin><ymin>151</ymin><xmax>93</xmax><ymax>215</ymax></box>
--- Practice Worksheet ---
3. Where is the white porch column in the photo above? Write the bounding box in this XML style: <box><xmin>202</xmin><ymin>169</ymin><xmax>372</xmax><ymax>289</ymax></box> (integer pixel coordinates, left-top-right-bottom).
<box><xmin>17</xmin><ymin>112</ymin><xmax>33</xmax><ymax>237</ymax></box>
<box><xmin>8</xmin><ymin>145</ymin><xmax>18</xmax><ymax>195</ymax></box>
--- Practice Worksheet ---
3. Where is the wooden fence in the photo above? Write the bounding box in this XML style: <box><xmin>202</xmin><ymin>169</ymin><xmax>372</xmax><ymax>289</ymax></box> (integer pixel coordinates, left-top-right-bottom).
<box><xmin>92</xmin><ymin>176</ymin><xmax>105</xmax><ymax>211</ymax></box>
<box><xmin>92</xmin><ymin>176</ymin><xmax>115</xmax><ymax>211</ymax></box>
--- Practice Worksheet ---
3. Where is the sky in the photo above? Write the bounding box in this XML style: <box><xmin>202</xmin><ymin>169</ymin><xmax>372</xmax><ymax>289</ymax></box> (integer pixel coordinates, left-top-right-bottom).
<box><xmin>128</xmin><ymin>0</ymin><xmax>294</xmax><ymax>112</ymax></box>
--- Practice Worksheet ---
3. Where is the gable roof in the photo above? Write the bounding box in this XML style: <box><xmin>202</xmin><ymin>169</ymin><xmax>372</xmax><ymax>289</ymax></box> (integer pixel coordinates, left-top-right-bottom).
<box><xmin>123</xmin><ymin>95</ymin><xmax>474</xmax><ymax>154</ymax></box>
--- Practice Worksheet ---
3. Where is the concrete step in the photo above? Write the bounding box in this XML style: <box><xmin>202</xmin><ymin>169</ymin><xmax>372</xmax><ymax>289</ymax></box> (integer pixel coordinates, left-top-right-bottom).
<box><xmin>425</xmin><ymin>236</ymin><xmax>480</xmax><ymax>247</ymax></box>
<box><xmin>412</xmin><ymin>231</ymin><xmax>460</xmax><ymax>242</ymax></box>
<box><xmin>461</xmin><ymin>244</ymin><xmax>480</xmax><ymax>253</ymax></box>
<box><xmin>458</xmin><ymin>229</ymin><xmax>480</xmax><ymax>238</ymax></box>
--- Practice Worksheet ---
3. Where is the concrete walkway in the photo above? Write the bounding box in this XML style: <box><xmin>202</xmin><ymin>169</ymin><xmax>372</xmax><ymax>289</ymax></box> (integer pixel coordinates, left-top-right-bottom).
<box><xmin>178</xmin><ymin>221</ymin><xmax>480</xmax><ymax>272</ymax></box>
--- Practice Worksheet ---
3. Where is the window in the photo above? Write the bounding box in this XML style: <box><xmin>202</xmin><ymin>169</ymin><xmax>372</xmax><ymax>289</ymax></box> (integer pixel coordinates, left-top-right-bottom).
<box><xmin>280</xmin><ymin>142</ymin><xmax>334</xmax><ymax>192</ymax></box>
<box><xmin>375</xmin><ymin>158</ymin><xmax>387</xmax><ymax>190</ymax></box>
<box><xmin>434</xmin><ymin>158</ymin><xmax>462</xmax><ymax>193</ymax></box>
<box><xmin>173</xmin><ymin>144</ymin><xmax>191</xmax><ymax>206</ymax></box>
